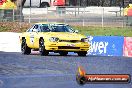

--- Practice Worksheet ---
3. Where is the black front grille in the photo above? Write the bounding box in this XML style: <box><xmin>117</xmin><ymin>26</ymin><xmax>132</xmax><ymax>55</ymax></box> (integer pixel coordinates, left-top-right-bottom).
<box><xmin>59</xmin><ymin>40</ymin><xmax>80</xmax><ymax>43</ymax></box>
<box><xmin>58</xmin><ymin>46</ymin><xmax>80</xmax><ymax>49</ymax></box>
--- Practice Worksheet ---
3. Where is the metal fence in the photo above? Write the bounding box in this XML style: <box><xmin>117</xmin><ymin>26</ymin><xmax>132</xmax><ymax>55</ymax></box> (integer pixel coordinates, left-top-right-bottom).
<box><xmin>0</xmin><ymin>6</ymin><xmax>132</xmax><ymax>27</ymax></box>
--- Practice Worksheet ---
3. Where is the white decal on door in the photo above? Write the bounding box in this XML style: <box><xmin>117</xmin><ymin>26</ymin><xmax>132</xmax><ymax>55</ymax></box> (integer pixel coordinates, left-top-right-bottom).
<box><xmin>30</xmin><ymin>35</ymin><xmax>34</xmax><ymax>44</ymax></box>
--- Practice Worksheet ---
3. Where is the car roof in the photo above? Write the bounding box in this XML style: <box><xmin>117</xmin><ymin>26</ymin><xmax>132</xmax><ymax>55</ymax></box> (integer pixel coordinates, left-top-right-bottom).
<box><xmin>35</xmin><ymin>22</ymin><xmax>67</xmax><ymax>25</ymax></box>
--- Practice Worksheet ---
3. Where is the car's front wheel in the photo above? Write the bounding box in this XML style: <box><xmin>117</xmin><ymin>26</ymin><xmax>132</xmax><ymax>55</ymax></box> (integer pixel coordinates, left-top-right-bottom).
<box><xmin>77</xmin><ymin>51</ymin><xmax>87</xmax><ymax>56</ymax></box>
<box><xmin>39</xmin><ymin>38</ymin><xmax>49</xmax><ymax>56</ymax></box>
<box><xmin>21</xmin><ymin>38</ymin><xmax>31</xmax><ymax>55</ymax></box>
<box><xmin>59</xmin><ymin>51</ymin><xmax>68</xmax><ymax>56</ymax></box>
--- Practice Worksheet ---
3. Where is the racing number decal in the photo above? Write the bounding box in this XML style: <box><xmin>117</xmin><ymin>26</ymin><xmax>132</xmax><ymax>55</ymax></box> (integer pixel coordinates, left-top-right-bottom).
<box><xmin>30</xmin><ymin>35</ymin><xmax>34</xmax><ymax>44</ymax></box>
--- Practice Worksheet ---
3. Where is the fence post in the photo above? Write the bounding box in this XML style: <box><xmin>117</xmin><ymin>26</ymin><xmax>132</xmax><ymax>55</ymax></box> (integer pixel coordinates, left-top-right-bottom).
<box><xmin>78</xmin><ymin>6</ymin><xmax>79</xmax><ymax>15</ymax></box>
<box><xmin>120</xmin><ymin>7</ymin><xmax>121</xmax><ymax>16</ymax></box>
<box><xmin>75</xmin><ymin>6</ymin><xmax>76</xmax><ymax>17</ymax></box>
<box><xmin>64</xmin><ymin>19</ymin><xmax>66</xmax><ymax>23</ymax></box>
<box><xmin>122</xmin><ymin>8</ymin><xmax>125</xmax><ymax>27</ymax></box>
<box><xmin>83</xmin><ymin>19</ymin><xmax>85</xmax><ymax>26</ymax></box>
<box><xmin>46</xmin><ymin>7</ymin><xmax>48</xmax><ymax>22</ymax></box>
<box><xmin>13</xmin><ymin>9</ymin><xmax>14</xmax><ymax>22</ymax></box>
<box><xmin>102</xmin><ymin>8</ymin><xmax>104</xmax><ymax>27</ymax></box>
<box><xmin>83</xmin><ymin>7</ymin><xmax>85</xmax><ymax>14</ymax></box>
<box><xmin>29</xmin><ymin>7</ymin><xmax>31</xmax><ymax>23</ymax></box>
<box><xmin>19</xmin><ymin>0</ymin><xmax>22</xmax><ymax>28</ymax></box>
<box><xmin>47</xmin><ymin>7</ymin><xmax>48</xmax><ymax>14</ymax></box>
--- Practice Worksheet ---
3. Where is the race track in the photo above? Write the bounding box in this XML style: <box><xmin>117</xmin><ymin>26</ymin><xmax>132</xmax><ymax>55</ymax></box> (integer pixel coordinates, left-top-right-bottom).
<box><xmin>0</xmin><ymin>51</ymin><xmax>132</xmax><ymax>88</ymax></box>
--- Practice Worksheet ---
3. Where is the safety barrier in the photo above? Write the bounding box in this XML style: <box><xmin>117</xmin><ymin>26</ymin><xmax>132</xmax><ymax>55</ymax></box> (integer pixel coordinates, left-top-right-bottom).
<box><xmin>87</xmin><ymin>36</ymin><xmax>132</xmax><ymax>57</ymax></box>
<box><xmin>0</xmin><ymin>32</ymin><xmax>131</xmax><ymax>57</ymax></box>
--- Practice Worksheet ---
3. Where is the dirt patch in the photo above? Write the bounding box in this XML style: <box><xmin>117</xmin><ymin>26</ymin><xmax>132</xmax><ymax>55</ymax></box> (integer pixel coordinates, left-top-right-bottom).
<box><xmin>0</xmin><ymin>22</ymin><xmax>32</xmax><ymax>32</ymax></box>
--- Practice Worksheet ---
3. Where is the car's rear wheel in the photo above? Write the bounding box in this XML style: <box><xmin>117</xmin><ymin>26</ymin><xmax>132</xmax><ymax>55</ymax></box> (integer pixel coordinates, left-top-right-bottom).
<box><xmin>21</xmin><ymin>38</ymin><xmax>31</xmax><ymax>55</ymax></box>
<box><xmin>77</xmin><ymin>51</ymin><xmax>87</xmax><ymax>56</ymax></box>
<box><xmin>59</xmin><ymin>51</ymin><xmax>68</xmax><ymax>56</ymax></box>
<box><xmin>39</xmin><ymin>38</ymin><xmax>49</xmax><ymax>56</ymax></box>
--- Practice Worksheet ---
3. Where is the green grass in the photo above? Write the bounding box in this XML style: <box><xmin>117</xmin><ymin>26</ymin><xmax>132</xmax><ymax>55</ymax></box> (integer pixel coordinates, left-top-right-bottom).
<box><xmin>0</xmin><ymin>25</ymin><xmax>132</xmax><ymax>36</ymax></box>
<box><xmin>73</xmin><ymin>26</ymin><xmax>132</xmax><ymax>37</ymax></box>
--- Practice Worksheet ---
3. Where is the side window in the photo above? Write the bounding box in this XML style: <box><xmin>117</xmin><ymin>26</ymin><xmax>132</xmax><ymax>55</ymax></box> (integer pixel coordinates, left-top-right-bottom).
<box><xmin>26</xmin><ymin>25</ymin><xmax>34</xmax><ymax>32</ymax></box>
<box><xmin>37</xmin><ymin>25</ymin><xmax>41</xmax><ymax>32</ymax></box>
<box><xmin>26</xmin><ymin>25</ymin><xmax>41</xmax><ymax>32</ymax></box>
<box><xmin>40</xmin><ymin>25</ymin><xmax>50</xmax><ymax>32</ymax></box>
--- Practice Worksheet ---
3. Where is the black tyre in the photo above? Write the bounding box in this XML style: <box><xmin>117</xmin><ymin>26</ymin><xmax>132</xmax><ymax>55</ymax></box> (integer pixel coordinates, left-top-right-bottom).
<box><xmin>76</xmin><ymin>76</ymin><xmax>87</xmax><ymax>85</ymax></box>
<box><xmin>59</xmin><ymin>51</ymin><xmax>68</xmax><ymax>56</ymax></box>
<box><xmin>40</xmin><ymin>2</ymin><xmax>49</xmax><ymax>8</ymax></box>
<box><xmin>39</xmin><ymin>38</ymin><xmax>49</xmax><ymax>56</ymax></box>
<box><xmin>77</xmin><ymin>51</ymin><xmax>87</xmax><ymax>56</ymax></box>
<box><xmin>21</xmin><ymin>38</ymin><xmax>31</xmax><ymax>55</ymax></box>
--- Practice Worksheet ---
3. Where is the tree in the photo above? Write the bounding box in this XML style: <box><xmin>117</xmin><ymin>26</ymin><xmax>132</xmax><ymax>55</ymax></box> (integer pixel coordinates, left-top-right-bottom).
<box><xmin>9</xmin><ymin>0</ymin><xmax>26</xmax><ymax>21</ymax></box>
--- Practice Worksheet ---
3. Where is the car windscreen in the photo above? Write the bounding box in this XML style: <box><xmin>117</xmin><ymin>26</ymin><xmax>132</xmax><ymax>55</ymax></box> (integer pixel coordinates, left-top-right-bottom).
<box><xmin>51</xmin><ymin>25</ymin><xmax>74</xmax><ymax>32</ymax></box>
<box><xmin>40</xmin><ymin>25</ymin><xmax>50</xmax><ymax>32</ymax></box>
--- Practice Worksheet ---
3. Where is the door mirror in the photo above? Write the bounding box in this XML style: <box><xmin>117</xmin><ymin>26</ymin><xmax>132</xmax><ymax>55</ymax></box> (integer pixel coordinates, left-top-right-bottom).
<box><xmin>32</xmin><ymin>29</ymin><xmax>38</xmax><ymax>32</ymax></box>
<box><xmin>74</xmin><ymin>30</ymin><xmax>79</xmax><ymax>33</ymax></box>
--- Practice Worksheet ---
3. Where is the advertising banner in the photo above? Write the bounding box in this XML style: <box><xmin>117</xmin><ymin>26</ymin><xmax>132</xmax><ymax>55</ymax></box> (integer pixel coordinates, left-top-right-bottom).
<box><xmin>123</xmin><ymin>37</ymin><xmax>132</xmax><ymax>57</ymax></box>
<box><xmin>87</xmin><ymin>36</ymin><xmax>124</xmax><ymax>56</ymax></box>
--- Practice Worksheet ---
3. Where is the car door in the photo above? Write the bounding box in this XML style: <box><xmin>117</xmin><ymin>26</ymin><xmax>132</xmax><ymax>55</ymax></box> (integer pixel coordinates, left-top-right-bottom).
<box><xmin>26</xmin><ymin>25</ymin><xmax>38</xmax><ymax>48</ymax></box>
<box><xmin>33</xmin><ymin>25</ymin><xmax>41</xmax><ymax>49</ymax></box>
<box><xmin>24</xmin><ymin>26</ymin><xmax>33</xmax><ymax>48</ymax></box>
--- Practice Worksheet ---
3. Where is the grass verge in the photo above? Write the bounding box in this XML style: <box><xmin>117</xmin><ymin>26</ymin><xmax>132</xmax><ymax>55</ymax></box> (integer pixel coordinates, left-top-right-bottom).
<box><xmin>73</xmin><ymin>26</ymin><xmax>132</xmax><ymax>37</ymax></box>
<box><xmin>0</xmin><ymin>22</ymin><xmax>132</xmax><ymax>36</ymax></box>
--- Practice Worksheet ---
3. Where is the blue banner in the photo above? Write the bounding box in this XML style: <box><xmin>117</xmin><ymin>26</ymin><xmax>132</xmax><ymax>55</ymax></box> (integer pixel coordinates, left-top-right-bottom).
<box><xmin>87</xmin><ymin>36</ymin><xmax>124</xmax><ymax>56</ymax></box>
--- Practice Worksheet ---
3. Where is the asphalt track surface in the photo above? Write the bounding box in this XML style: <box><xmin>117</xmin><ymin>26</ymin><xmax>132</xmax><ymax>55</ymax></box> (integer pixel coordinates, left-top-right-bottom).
<box><xmin>0</xmin><ymin>51</ymin><xmax>132</xmax><ymax>88</ymax></box>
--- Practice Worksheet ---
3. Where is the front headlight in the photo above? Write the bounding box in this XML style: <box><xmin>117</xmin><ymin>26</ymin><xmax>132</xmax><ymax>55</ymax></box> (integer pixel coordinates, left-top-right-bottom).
<box><xmin>81</xmin><ymin>38</ymin><xmax>89</xmax><ymax>42</ymax></box>
<box><xmin>49</xmin><ymin>37</ymin><xmax>59</xmax><ymax>42</ymax></box>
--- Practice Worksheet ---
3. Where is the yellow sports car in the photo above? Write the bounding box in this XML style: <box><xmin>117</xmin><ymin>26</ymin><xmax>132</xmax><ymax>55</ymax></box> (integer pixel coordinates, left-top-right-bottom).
<box><xmin>20</xmin><ymin>22</ymin><xmax>90</xmax><ymax>56</ymax></box>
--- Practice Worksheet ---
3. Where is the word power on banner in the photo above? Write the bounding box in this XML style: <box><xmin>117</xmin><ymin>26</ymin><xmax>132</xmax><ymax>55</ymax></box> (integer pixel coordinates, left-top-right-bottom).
<box><xmin>87</xmin><ymin>36</ymin><xmax>124</xmax><ymax>56</ymax></box>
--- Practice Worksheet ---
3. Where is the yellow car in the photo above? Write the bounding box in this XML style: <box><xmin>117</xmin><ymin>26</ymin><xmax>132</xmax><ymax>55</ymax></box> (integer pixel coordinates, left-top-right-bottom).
<box><xmin>20</xmin><ymin>22</ymin><xmax>90</xmax><ymax>56</ymax></box>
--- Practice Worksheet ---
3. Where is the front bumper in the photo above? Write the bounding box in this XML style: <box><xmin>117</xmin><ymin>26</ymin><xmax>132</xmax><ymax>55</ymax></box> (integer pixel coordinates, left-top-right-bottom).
<box><xmin>45</xmin><ymin>42</ymin><xmax>90</xmax><ymax>52</ymax></box>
